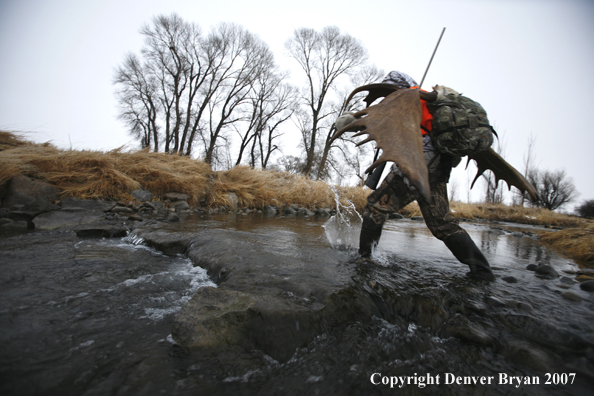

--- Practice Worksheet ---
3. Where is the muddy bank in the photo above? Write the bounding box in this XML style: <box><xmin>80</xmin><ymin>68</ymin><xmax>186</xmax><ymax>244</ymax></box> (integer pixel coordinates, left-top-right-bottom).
<box><xmin>1</xmin><ymin>211</ymin><xmax>594</xmax><ymax>395</ymax></box>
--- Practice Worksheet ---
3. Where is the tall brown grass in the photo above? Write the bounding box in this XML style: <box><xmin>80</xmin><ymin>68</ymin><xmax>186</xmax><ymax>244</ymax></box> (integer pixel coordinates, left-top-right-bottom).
<box><xmin>0</xmin><ymin>131</ymin><xmax>363</xmax><ymax>209</ymax></box>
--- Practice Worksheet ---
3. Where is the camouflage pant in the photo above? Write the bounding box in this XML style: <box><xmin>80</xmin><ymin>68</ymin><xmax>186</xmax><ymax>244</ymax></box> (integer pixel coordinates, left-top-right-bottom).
<box><xmin>364</xmin><ymin>151</ymin><xmax>465</xmax><ymax>241</ymax></box>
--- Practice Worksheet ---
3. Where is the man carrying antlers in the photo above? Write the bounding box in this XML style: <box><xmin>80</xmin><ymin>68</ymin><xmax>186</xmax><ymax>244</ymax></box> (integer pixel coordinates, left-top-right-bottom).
<box><xmin>347</xmin><ymin>71</ymin><xmax>496</xmax><ymax>282</ymax></box>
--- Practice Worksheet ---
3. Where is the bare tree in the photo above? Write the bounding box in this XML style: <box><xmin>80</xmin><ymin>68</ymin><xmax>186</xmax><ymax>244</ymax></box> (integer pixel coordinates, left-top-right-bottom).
<box><xmin>285</xmin><ymin>26</ymin><xmax>369</xmax><ymax>178</ymax></box>
<box><xmin>527</xmin><ymin>169</ymin><xmax>578</xmax><ymax>210</ymax></box>
<box><xmin>511</xmin><ymin>132</ymin><xmax>538</xmax><ymax>206</ymax></box>
<box><xmin>114</xmin><ymin>53</ymin><xmax>160</xmax><ymax>150</ymax></box>
<box><xmin>114</xmin><ymin>15</ymin><xmax>281</xmax><ymax>167</ymax></box>
<box><xmin>234</xmin><ymin>69</ymin><xmax>297</xmax><ymax>168</ymax></box>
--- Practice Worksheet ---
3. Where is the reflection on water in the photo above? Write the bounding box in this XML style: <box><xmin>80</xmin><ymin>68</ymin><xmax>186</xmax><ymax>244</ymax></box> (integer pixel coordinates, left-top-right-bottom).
<box><xmin>376</xmin><ymin>218</ymin><xmax>577</xmax><ymax>273</ymax></box>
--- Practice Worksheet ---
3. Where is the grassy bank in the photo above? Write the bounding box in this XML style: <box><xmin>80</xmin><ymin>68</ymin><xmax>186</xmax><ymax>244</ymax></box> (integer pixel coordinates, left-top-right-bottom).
<box><xmin>1</xmin><ymin>131</ymin><xmax>592</xmax><ymax>267</ymax></box>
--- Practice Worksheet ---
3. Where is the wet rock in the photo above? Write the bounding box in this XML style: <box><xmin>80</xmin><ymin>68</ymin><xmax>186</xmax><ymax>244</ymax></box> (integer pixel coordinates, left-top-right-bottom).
<box><xmin>163</xmin><ymin>192</ymin><xmax>189</xmax><ymax>202</ymax></box>
<box><xmin>32</xmin><ymin>208</ymin><xmax>106</xmax><ymax>231</ymax></box>
<box><xmin>5</xmin><ymin>200</ymin><xmax>59</xmax><ymax>222</ymax></box>
<box><xmin>446</xmin><ymin>320</ymin><xmax>493</xmax><ymax>347</ymax></box>
<box><xmin>297</xmin><ymin>207</ymin><xmax>314</xmax><ymax>216</ymax></box>
<box><xmin>1</xmin><ymin>175</ymin><xmax>59</xmax><ymax>208</ymax></box>
<box><xmin>505</xmin><ymin>300</ymin><xmax>534</xmax><ymax>312</ymax></box>
<box><xmin>282</xmin><ymin>206</ymin><xmax>297</xmax><ymax>215</ymax></box>
<box><xmin>74</xmin><ymin>223</ymin><xmax>129</xmax><ymax>238</ymax></box>
<box><xmin>60</xmin><ymin>197</ymin><xmax>117</xmax><ymax>212</ymax></box>
<box><xmin>172</xmin><ymin>287</ymin><xmax>324</xmax><ymax>362</ymax></box>
<box><xmin>561</xmin><ymin>291</ymin><xmax>583</xmax><ymax>302</ymax></box>
<box><xmin>111</xmin><ymin>206</ymin><xmax>133</xmax><ymax>214</ymax></box>
<box><xmin>466</xmin><ymin>301</ymin><xmax>487</xmax><ymax>315</ymax></box>
<box><xmin>132</xmin><ymin>189</ymin><xmax>152</xmax><ymax>202</ymax></box>
<box><xmin>500</xmin><ymin>314</ymin><xmax>592</xmax><ymax>353</ymax></box>
<box><xmin>577</xmin><ymin>274</ymin><xmax>594</xmax><ymax>282</ymax></box>
<box><xmin>526</xmin><ymin>263</ymin><xmax>537</xmax><ymax>271</ymax></box>
<box><xmin>167</xmin><ymin>213</ymin><xmax>181</xmax><ymax>223</ymax></box>
<box><xmin>485</xmin><ymin>296</ymin><xmax>506</xmax><ymax>307</ymax></box>
<box><xmin>0</xmin><ymin>219</ymin><xmax>29</xmax><ymax>231</ymax></box>
<box><xmin>559</xmin><ymin>276</ymin><xmax>577</xmax><ymax>285</ymax></box>
<box><xmin>173</xmin><ymin>201</ymin><xmax>190</xmax><ymax>212</ymax></box>
<box><xmin>579</xmin><ymin>280</ymin><xmax>594</xmax><ymax>292</ymax></box>
<box><xmin>410</xmin><ymin>216</ymin><xmax>423</xmax><ymax>221</ymax></box>
<box><xmin>263</xmin><ymin>205</ymin><xmax>278</xmax><ymax>214</ymax></box>
<box><xmin>501</xmin><ymin>276</ymin><xmax>518</xmax><ymax>283</ymax></box>
<box><xmin>315</xmin><ymin>208</ymin><xmax>330</xmax><ymax>217</ymax></box>
<box><xmin>504</xmin><ymin>340</ymin><xmax>553</xmax><ymax>372</ymax></box>
<box><xmin>534</xmin><ymin>265</ymin><xmax>559</xmax><ymax>279</ymax></box>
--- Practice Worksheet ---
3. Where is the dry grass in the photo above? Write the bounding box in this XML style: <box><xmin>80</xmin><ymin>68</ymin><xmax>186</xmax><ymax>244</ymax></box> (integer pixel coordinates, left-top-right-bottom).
<box><xmin>1</xmin><ymin>131</ymin><xmax>592</xmax><ymax>266</ymax></box>
<box><xmin>206</xmin><ymin>165</ymin><xmax>367</xmax><ymax>210</ymax></box>
<box><xmin>0</xmin><ymin>131</ymin><xmax>363</xmax><ymax>208</ymax></box>
<box><xmin>539</xmin><ymin>223</ymin><xmax>594</xmax><ymax>266</ymax></box>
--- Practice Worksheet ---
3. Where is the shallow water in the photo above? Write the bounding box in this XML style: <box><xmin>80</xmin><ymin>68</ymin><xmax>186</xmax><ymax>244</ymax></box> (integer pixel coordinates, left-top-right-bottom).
<box><xmin>0</xmin><ymin>213</ymin><xmax>592</xmax><ymax>395</ymax></box>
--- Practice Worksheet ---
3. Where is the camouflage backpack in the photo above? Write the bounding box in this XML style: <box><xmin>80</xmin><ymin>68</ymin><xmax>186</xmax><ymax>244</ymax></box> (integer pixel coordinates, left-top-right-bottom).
<box><xmin>427</xmin><ymin>87</ymin><xmax>496</xmax><ymax>157</ymax></box>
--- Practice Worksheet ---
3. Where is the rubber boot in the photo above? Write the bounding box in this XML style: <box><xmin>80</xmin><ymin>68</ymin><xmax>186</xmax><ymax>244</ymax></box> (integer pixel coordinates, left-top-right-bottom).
<box><xmin>443</xmin><ymin>233</ymin><xmax>496</xmax><ymax>281</ymax></box>
<box><xmin>359</xmin><ymin>214</ymin><xmax>384</xmax><ymax>258</ymax></box>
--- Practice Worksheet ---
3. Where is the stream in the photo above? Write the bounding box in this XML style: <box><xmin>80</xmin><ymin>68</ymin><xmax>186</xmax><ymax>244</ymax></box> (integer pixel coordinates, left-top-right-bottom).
<box><xmin>1</xmin><ymin>212</ymin><xmax>593</xmax><ymax>395</ymax></box>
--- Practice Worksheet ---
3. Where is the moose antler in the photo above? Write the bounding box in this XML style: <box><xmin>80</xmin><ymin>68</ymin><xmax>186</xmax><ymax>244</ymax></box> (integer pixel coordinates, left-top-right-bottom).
<box><xmin>468</xmin><ymin>148</ymin><xmax>538</xmax><ymax>200</ymax></box>
<box><xmin>331</xmin><ymin>88</ymin><xmax>432</xmax><ymax>202</ymax></box>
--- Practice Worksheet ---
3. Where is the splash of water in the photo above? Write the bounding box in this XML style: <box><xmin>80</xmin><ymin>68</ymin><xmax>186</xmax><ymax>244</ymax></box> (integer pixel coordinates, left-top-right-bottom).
<box><xmin>323</xmin><ymin>185</ymin><xmax>363</xmax><ymax>251</ymax></box>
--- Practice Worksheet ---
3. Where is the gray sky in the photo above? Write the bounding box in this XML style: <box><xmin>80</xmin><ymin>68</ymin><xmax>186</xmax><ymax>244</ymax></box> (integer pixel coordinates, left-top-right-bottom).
<box><xmin>1</xmin><ymin>0</ymin><xmax>593</xmax><ymax>210</ymax></box>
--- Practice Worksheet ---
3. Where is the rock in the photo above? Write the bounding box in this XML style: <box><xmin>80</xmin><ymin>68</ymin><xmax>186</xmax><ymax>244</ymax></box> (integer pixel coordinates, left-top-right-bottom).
<box><xmin>559</xmin><ymin>276</ymin><xmax>577</xmax><ymax>285</ymax></box>
<box><xmin>526</xmin><ymin>264</ymin><xmax>537</xmax><ymax>271</ymax></box>
<box><xmin>505</xmin><ymin>300</ymin><xmax>534</xmax><ymax>312</ymax></box>
<box><xmin>111</xmin><ymin>206</ymin><xmax>133</xmax><ymax>214</ymax></box>
<box><xmin>74</xmin><ymin>224</ymin><xmax>129</xmax><ymax>238</ymax></box>
<box><xmin>167</xmin><ymin>213</ymin><xmax>181</xmax><ymax>223</ymax></box>
<box><xmin>263</xmin><ymin>205</ymin><xmax>278</xmax><ymax>214</ymax></box>
<box><xmin>172</xmin><ymin>287</ymin><xmax>324</xmax><ymax>362</ymax></box>
<box><xmin>534</xmin><ymin>265</ymin><xmax>560</xmax><ymax>279</ymax></box>
<box><xmin>282</xmin><ymin>206</ymin><xmax>297</xmax><ymax>215</ymax></box>
<box><xmin>388</xmin><ymin>213</ymin><xmax>404</xmax><ymax>220</ymax></box>
<box><xmin>32</xmin><ymin>208</ymin><xmax>106</xmax><ymax>231</ymax></box>
<box><xmin>446</xmin><ymin>321</ymin><xmax>493</xmax><ymax>347</ymax></box>
<box><xmin>0</xmin><ymin>219</ymin><xmax>29</xmax><ymax>231</ymax></box>
<box><xmin>163</xmin><ymin>192</ymin><xmax>189</xmax><ymax>202</ymax></box>
<box><xmin>132</xmin><ymin>189</ymin><xmax>152</xmax><ymax>202</ymax></box>
<box><xmin>500</xmin><ymin>314</ymin><xmax>592</xmax><ymax>353</ymax></box>
<box><xmin>297</xmin><ymin>207</ymin><xmax>314</xmax><ymax>216</ymax></box>
<box><xmin>579</xmin><ymin>280</ymin><xmax>594</xmax><ymax>292</ymax></box>
<box><xmin>315</xmin><ymin>208</ymin><xmax>330</xmax><ymax>217</ymax></box>
<box><xmin>504</xmin><ymin>340</ymin><xmax>553</xmax><ymax>372</ymax></box>
<box><xmin>5</xmin><ymin>200</ymin><xmax>59</xmax><ymax>222</ymax></box>
<box><xmin>576</xmin><ymin>274</ymin><xmax>594</xmax><ymax>282</ymax></box>
<box><xmin>561</xmin><ymin>291</ymin><xmax>583</xmax><ymax>302</ymax></box>
<box><xmin>501</xmin><ymin>276</ymin><xmax>518</xmax><ymax>283</ymax></box>
<box><xmin>485</xmin><ymin>296</ymin><xmax>506</xmax><ymax>307</ymax></box>
<box><xmin>1</xmin><ymin>175</ymin><xmax>59</xmax><ymax>208</ymax></box>
<box><xmin>172</xmin><ymin>201</ymin><xmax>190</xmax><ymax>212</ymax></box>
<box><xmin>151</xmin><ymin>201</ymin><xmax>164</xmax><ymax>210</ymax></box>
<box><xmin>410</xmin><ymin>216</ymin><xmax>423</xmax><ymax>221</ymax></box>
<box><xmin>60</xmin><ymin>197</ymin><xmax>117</xmax><ymax>212</ymax></box>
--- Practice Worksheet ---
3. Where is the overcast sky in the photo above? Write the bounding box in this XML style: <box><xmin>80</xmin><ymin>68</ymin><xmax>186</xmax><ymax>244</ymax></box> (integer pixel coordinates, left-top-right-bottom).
<box><xmin>1</xmin><ymin>0</ymin><xmax>593</xmax><ymax>210</ymax></box>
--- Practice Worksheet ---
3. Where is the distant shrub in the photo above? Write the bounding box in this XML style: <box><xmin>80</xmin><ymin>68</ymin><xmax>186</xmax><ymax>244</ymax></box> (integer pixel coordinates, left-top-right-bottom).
<box><xmin>576</xmin><ymin>200</ymin><xmax>594</xmax><ymax>219</ymax></box>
